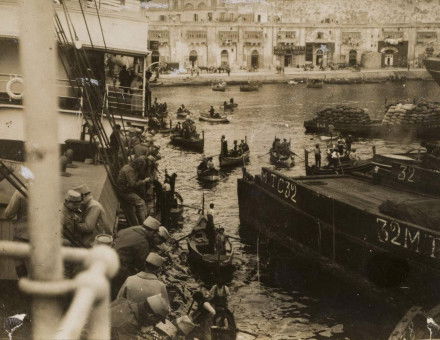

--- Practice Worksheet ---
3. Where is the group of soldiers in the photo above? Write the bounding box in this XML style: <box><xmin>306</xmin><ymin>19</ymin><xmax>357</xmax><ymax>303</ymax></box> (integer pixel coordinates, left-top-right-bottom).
<box><xmin>110</xmin><ymin>125</ymin><xmax>181</xmax><ymax>228</ymax></box>
<box><xmin>271</xmin><ymin>138</ymin><xmax>292</xmax><ymax>156</ymax></box>
<box><xmin>4</xmin><ymin>132</ymin><xmax>234</xmax><ymax>339</ymax></box>
<box><xmin>220</xmin><ymin>136</ymin><xmax>249</xmax><ymax>157</ymax></box>
<box><xmin>313</xmin><ymin>135</ymin><xmax>354</xmax><ymax>169</ymax></box>
<box><xmin>174</xmin><ymin>118</ymin><xmax>199</xmax><ymax>139</ymax></box>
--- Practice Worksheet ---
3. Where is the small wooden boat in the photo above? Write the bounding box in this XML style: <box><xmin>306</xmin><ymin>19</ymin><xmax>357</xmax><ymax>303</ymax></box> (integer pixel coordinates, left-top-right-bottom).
<box><xmin>197</xmin><ymin>168</ymin><xmax>220</xmax><ymax>182</ymax></box>
<box><xmin>176</xmin><ymin>110</ymin><xmax>190</xmax><ymax>119</ymax></box>
<box><xmin>199</xmin><ymin>114</ymin><xmax>230</xmax><ymax>124</ymax></box>
<box><xmin>306</xmin><ymin>160</ymin><xmax>373</xmax><ymax>175</ymax></box>
<box><xmin>307</xmin><ymin>78</ymin><xmax>324</xmax><ymax>88</ymax></box>
<box><xmin>269</xmin><ymin>149</ymin><xmax>295</xmax><ymax>168</ymax></box>
<box><xmin>212</xmin><ymin>82</ymin><xmax>226</xmax><ymax>92</ymax></box>
<box><xmin>222</xmin><ymin>103</ymin><xmax>238</xmax><ymax>111</ymax></box>
<box><xmin>170</xmin><ymin>132</ymin><xmax>204</xmax><ymax>153</ymax></box>
<box><xmin>239</xmin><ymin>83</ymin><xmax>259</xmax><ymax>92</ymax></box>
<box><xmin>187</xmin><ymin>215</ymin><xmax>234</xmax><ymax>272</ymax></box>
<box><xmin>219</xmin><ymin>151</ymin><xmax>250</xmax><ymax>168</ymax></box>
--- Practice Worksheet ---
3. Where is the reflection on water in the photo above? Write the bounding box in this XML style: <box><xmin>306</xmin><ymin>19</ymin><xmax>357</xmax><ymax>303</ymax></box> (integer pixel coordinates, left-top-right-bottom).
<box><xmin>155</xmin><ymin>81</ymin><xmax>440</xmax><ymax>340</ymax></box>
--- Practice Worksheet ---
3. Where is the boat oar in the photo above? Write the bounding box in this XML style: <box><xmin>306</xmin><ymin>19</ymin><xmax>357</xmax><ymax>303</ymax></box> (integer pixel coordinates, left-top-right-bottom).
<box><xmin>225</xmin><ymin>234</ymin><xmax>241</xmax><ymax>242</ymax></box>
<box><xmin>180</xmin><ymin>204</ymin><xmax>200</xmax><ymax>210</ymax></box>
<box><xmin>237</xmin><ymin>328</ymin><xmax>259</xmax><ymax>337</ymax></box>
<box><xmin>257</xmin><ymin>151</ymin><xmax>270</xmax><ymax>158</ymax></box>
<box><xmin>175</xmin><ymin>232</ymin><xmax>194</xmax><ymax>243</ymax></box>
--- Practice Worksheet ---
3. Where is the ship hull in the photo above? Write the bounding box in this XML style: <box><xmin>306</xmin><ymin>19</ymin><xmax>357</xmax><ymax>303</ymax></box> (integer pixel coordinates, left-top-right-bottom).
<box><xmin>424</xmin><ymin>57</ymin><xmax>440</xmax><ymax>87</ymax></box>
<box><xmin>237</xmin><ymin>170</ymin><xmax>440</xmax><ymax>306</ymax></box>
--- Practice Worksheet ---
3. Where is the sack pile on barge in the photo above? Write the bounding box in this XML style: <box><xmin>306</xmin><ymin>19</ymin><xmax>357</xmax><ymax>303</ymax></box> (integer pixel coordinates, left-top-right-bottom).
<box><xmin>382</xmin><ymin>100</ymin><xmax>440</xmax><ymax>126</ymax></box>
<box><xmin>313</xmin><ymin>105</ymin><xmax>372</xmax><ymax>125</ymax></box>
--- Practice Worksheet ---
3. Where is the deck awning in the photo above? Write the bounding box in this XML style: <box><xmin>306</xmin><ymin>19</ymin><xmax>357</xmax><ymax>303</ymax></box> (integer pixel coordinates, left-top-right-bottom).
<box><xmin>0</xmin><ymin>3</ymin><xmax>149</xmax><ymax>57</ymax></box>
<box><xmin>56</xmin><ymin>9</ymin><xmax>149</xmax><ymax>57</ymax></box>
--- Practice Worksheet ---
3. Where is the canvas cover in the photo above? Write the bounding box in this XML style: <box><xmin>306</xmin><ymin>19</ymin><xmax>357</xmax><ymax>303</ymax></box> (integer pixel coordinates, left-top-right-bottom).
<box><xmin>379</xmin><ymin>198</ymin><xmax>440</xmax><ymax>231</ymax></box>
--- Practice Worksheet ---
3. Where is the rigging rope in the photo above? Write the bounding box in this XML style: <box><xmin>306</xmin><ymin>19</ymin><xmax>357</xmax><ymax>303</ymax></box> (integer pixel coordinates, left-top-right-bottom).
<box><xmin>77</xmin><ymin>0</ymin><xmax>95</xmax><ymax>49</ymax></box>
<box><xmin>93</xmin><ymin>0</ymin><xmax>108</xmax><ymax>51</ymax></box>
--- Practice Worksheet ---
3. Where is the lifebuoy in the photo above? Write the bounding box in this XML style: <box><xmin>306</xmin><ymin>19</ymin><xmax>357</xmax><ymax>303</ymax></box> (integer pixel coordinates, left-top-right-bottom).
<box><xmin>6</xmin><ymin>77</ymin><xmax>24</xmax><ymax>100</ymax></box>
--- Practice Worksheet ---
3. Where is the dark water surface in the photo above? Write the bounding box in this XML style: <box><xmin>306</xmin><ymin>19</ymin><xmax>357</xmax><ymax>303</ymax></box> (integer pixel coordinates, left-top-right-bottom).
<box><xmin>153</xmin><ymin>81</ymin><xmax>440</xmax><ymax>340</ymax></box>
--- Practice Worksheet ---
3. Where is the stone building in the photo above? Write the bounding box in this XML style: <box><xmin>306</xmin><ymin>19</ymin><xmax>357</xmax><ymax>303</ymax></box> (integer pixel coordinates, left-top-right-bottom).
<box><xmin>144</xmin><ymin>0</ymin><xmax>440</xmax><ymax>70</ymax></box>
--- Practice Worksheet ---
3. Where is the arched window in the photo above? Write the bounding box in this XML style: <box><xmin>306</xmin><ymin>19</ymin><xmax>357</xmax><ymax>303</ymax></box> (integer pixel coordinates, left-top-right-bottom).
<box><xmin>184</xmin><ymin>2</ymin><xmax>194</xmax><ymax>10</ymax></box>
<box><xmin>349</xmin><ymin>49</ymin><xmax>357</xmax><ymax>66</ymax></box>
<box><xmin>197</xmin><ymin>2</ymin><xmax>207</xmax><ymax>9</ymax></box>
<box><xmin>151</xmin><ymin>50</ymin><xmax>160</xmax><ymax>64</ymax></box>
<box><xmin>221</xmin><ymin>50</ymin><xmax>229</xmax><ymax>66</ymax></box>
<box><xmin>251</xmin><ymin>50</ymin><xmax>259</xmax><ymax>69</ymax></box>
<box><xmin>189</xmin><ymin>50</ymin><xmax>198</xmax><ymax>66</ymax></box>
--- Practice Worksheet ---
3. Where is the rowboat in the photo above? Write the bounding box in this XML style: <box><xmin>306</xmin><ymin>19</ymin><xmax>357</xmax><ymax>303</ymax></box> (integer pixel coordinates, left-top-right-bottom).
<box><xmin>170</xmin><ymin>133</ymin><xmax>204</xmax><ymax>153</ymax></box>
<box><xmin>305</xmin><ymin>159</ymin><xmax>373</xmax><ymax>175</ymax></box>
<box><xmin>239</xmin><ymin>84</ymin><xmax>259</xmax><ymax>92</ymax></box>
<box><xmin>269</xmin><ymin>149</ymin><xmax>295</xmax><ymax>168</ymax></box>
<box><xmin>220</xmin><ymin>103</ymin><xmax>238</xmax><ymax>110</ymax></box>
<box><xmin>219</xmin><ymin>151</ymin><xmax>250</xmax><ymax>168</ymax></box>
<box><xmin>176</xmin><ymin>110</ymin><xmax>190</xmax><ymax>119</ymax></box>
<box><xmin>212</xmin><ymin>82</ymin><xmax>226</xmax><ymax>92</ymax></box>
<box><xmin>199</xmin><ymin>114</ymin><xmax>230</xmax><ymax>124</ymax></box>
<box><xmin>197</xmin><ymin>168</ymin><xmax>220</xmax><ymax>182</ymax></box>
<box><xmin>306</xmin><ymin>79</ymin><xmax>324</xmax><ymax>88</ymax></box>
<box><xmin>187</xmin><ymin>215</ymin><xmax>234</xmax><ymax>272</ymax></box>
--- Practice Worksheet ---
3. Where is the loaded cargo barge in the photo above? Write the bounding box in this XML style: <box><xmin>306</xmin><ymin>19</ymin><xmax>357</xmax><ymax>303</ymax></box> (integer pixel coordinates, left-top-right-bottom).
<box><xmin>237</xmin><ymin>165</ymin><xmax>440</xmax><ymax>306</ymax></box>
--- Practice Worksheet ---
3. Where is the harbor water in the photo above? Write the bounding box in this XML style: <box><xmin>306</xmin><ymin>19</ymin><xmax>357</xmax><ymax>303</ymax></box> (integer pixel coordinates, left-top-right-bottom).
<box><xmin>3</xmin><ymin>81</ymin><xmax>440</xmax><ymax>339</ymax></box>
<box><xmin>153</xmin><ymin>80</ymin><xmax>440</xmax><ymax>340</ymax></box>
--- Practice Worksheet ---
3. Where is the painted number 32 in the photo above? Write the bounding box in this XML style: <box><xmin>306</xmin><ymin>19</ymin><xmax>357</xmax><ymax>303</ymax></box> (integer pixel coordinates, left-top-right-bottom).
<box><xmin>397</xmin><ymin>165</ymin><xmax>415</xmax><ymax>183</ymax></box>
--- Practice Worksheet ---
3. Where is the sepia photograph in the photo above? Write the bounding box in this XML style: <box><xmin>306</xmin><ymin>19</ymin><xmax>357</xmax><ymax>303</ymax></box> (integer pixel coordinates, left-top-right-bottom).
<box><xmin>1</xmin><ymin>0</ymin><xmax>440</xmax><ymax>339</ymax></box>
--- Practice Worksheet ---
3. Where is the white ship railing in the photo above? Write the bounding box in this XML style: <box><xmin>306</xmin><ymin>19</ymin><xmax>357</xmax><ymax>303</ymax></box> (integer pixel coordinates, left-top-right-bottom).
<box><xmin>105</xmin><ymin>83</ymin><xmax>145</xmax><ymax>117</ymax></box>
<box><xmin>0</xmin><ymin>241</ymin><xmax>119</xmax><ymax>339</ymax></box>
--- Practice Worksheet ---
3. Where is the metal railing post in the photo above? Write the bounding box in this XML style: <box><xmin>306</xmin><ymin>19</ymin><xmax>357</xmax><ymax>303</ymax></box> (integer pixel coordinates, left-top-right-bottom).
<box><xmin>20</xmin><ymin>0</ymin><xmax>64</xmax><ymax>338</ymax></box>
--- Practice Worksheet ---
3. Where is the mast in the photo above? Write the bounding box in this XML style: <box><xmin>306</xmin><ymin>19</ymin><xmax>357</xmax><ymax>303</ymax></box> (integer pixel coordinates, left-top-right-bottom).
<box><xmin>20</xmin><ymin>0</ymin><xmax>64</xmax><ymax>338</ymax></box>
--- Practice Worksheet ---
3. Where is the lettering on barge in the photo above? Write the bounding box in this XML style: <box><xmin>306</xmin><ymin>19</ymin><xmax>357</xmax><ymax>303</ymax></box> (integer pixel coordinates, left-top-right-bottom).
<box><xmin>261</xmin><ymin>168</ymin><xmax>297</xmax><ymax>204</ymax></box>
<box><xmin>376</xmin><ymin>217</ymin><xmax>440</xmax><ymax>259</ymax></box>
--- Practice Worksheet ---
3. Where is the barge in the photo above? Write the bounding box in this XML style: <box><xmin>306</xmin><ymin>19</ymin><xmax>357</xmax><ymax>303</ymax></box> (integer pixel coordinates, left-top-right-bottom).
<box><xmin>237</xmin><ymin>164</ymin><xmax>440</xmax><ymax>306</ymax></box>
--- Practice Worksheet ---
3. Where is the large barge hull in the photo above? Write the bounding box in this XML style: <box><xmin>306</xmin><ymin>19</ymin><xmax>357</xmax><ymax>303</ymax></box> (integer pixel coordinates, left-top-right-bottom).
<box><xmin>424</xmin><ymin>57</ymin><xmax>440</xmax><ymax>87</ymax></box>
<box><xmin>237</xmin><ymin>169</ymin><xmax>440</xmax><ymax>305</ymax></box>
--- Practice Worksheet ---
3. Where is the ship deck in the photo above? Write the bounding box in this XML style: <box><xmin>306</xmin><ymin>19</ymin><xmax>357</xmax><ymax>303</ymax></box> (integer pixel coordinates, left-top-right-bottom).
<box><xmin>299</xmin><ymin>176</ymin><xmax>432</xmax><ymax>215</ymax></box>
<box><xmin>0</xmin><ymin>161</ymin><xmax>118</xmax><ymax>280</ymax></box>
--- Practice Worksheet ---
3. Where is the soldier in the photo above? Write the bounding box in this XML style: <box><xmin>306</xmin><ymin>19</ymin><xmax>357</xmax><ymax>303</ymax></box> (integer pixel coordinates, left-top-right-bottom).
<box><xmin>117</xmin><ymin>252</ymin><xmax>170</xmax><ymax>307</ymax></box>
<box><xmin>73</xmin><ymin>184</ymin><xmax>111</xmax><ymax>247</ymax></box>
<box><xmin>117</xmin><ymin>157</ymin><xmax>149</xmax><ymax>226</ymax></box>
<box><xmin>61</xmin><ymin>190</ymin><xmax>84</xmax><ymax>247</ymax></box>
<box><xmin>111</xmin><ymin>294</ymin><xmax>170</xmax><ymax>340</ymax></box>
<box><xmin>112</xmin><ymin>216</ymin><xmax>163</xmax><ymax>299</ymax></box>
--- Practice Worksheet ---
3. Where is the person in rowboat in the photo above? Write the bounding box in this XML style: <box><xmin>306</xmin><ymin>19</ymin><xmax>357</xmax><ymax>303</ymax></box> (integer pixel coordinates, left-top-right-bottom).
<box><xmin>221</xmin><ymin>135</ymin><xmax>228</xmax><ymax>156</ymax></box>
<box><xmin>206</xmin><ymin>203</ymin><xmax>216</xmax><ymax>253</ymax></box>
<box><xmin>209</xmin><ymin>106</ymin><xmax>215</xmax><ymax>117</ymax></box>
<box><xmin>314</xmin><ymin>144</ymin><xmax>321</xmax><ymax>168</ymax></box>
<box><xmin>272</xmin><ymin>138</ymin><xmax>281</xmax><ymax>154</ymax></box>
<box><xmin>239</xmin><ymin>139</ymin><xmax>249</xmax><ymax>153</ymax></box>
<box><xmin>206</xmin><ymin>157</ymin><xmax>215</xmax><ymax>170</ymax></box>
<box><xmin>215</xmin><ymin>227</ymin><xmax>230</xmax><ymax>255</ymax></box>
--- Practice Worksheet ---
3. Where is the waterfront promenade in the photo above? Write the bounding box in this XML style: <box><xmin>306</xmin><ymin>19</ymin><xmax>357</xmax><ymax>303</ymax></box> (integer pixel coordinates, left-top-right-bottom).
<box><xmin>154</xmin><ymin>68</ymin><xmax>431</xmax><ymax>87</ymax></box>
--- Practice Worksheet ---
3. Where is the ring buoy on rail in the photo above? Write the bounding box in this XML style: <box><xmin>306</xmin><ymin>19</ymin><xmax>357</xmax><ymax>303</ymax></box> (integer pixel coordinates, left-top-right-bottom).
<box><xmin>6</xmin><ymin>77</ymin><xmax>24</xmax><ymax>100</ymax></box>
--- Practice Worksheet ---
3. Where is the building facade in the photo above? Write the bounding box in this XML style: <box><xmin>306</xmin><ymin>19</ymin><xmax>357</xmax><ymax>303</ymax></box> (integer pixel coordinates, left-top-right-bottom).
<box><xmin>144</xmin><ymin>0</ymin><xmax>440</xmax><ymax>70</ymax></box>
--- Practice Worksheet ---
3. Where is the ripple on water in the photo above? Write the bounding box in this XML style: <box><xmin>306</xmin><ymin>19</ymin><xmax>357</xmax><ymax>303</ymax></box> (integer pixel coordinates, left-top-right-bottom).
<box><xmin>153</xmin><ymin>82</ymin><xmax>440</xmax><ymax>339</ymax></box>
